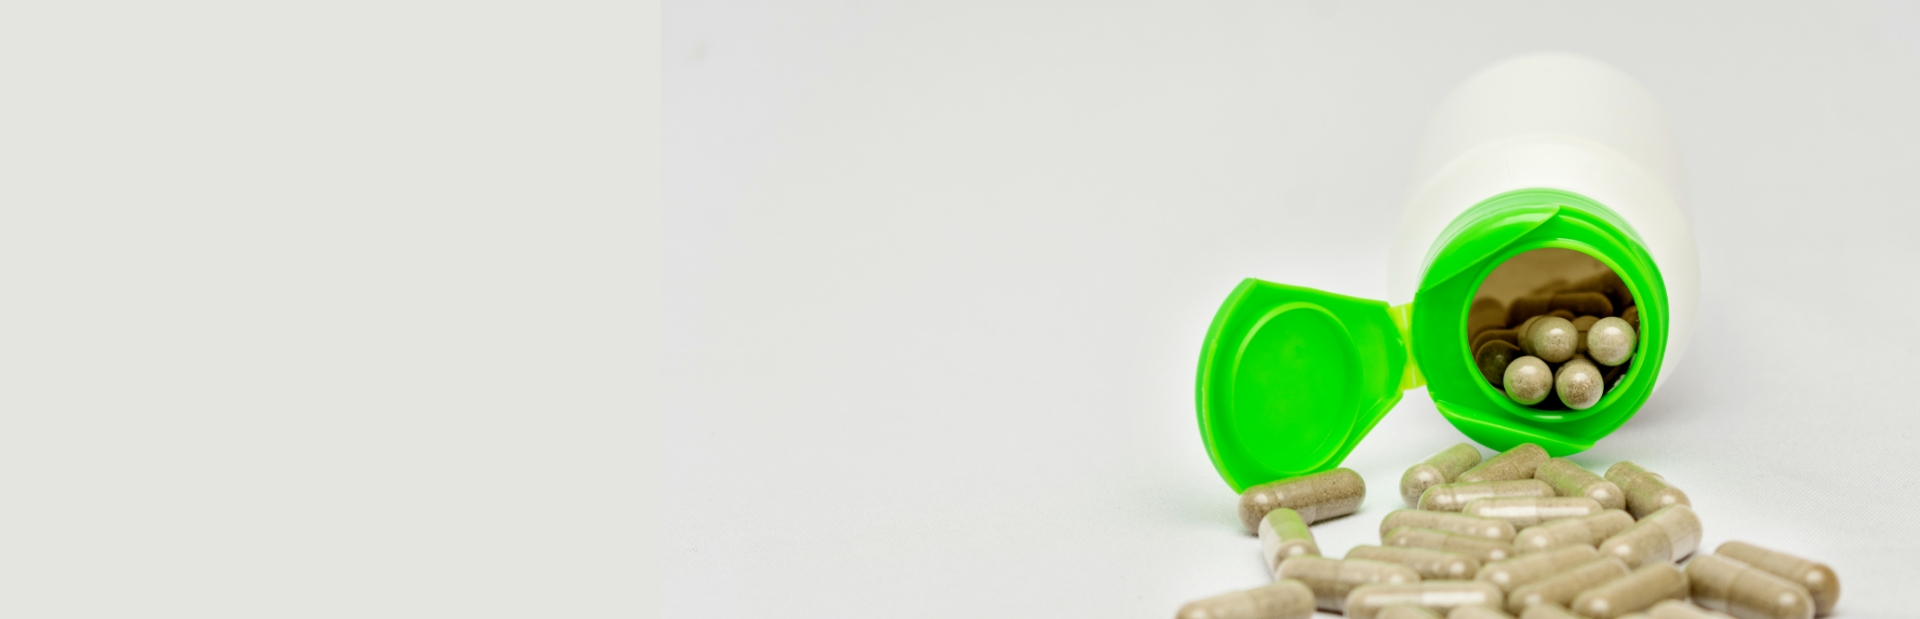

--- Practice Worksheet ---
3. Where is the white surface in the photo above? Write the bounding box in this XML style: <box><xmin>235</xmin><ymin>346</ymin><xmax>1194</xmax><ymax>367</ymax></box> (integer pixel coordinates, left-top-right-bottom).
<box><xmin>663</xmin><ymin>3</ymin><xmax>1920</xmax><ymax>617</ymax></box>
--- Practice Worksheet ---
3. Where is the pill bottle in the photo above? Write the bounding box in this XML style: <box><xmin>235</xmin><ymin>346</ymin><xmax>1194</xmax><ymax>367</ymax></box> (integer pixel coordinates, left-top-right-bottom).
<box><xmin>1195</xmin><ymin>53</ymin><xmax>1699</xmax><ymax>491</ymax></box>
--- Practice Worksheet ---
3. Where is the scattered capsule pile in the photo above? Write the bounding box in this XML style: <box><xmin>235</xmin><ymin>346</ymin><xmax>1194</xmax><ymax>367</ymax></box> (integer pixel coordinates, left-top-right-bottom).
<box><xmin>1469</xmin><ymin>272</ymin><xmax>1641</xmax><ymax>411</ymax></box>
<box><xmin>1177</xmin><ymin>444</ymin><xmax>1841</xmax><ymax>619</ymax></box>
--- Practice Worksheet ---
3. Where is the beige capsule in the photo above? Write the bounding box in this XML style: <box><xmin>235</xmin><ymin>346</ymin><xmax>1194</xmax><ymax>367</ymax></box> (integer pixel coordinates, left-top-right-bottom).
<box><xmin>1420</xmin><ymin>479</ymin><xmax>1556</xmax><ymax>512</ymax></box>
<box><xmin>1514</xmin><ymin>510</ymin><xmax>1635</xmax><ymax>554</ymax></box>
<box><xmin>1506</xmin><ymin>557</ymin><xmax>1631</xmax><ymax>614</ymax></box>
<box><xmin>1237</xmin><ymin>468</ymin><xmax>1366</xmax><ymax>533</ymax></box>
<box><xmin>1345</xmin><ymin>581</ymin><xmax>1506</xmax><ymax>619</ymax></box>
<box><xmin>1604</xmin><ymin>462</ymin><xmax>1691</xmax><ymax>519</ymax></box>
<box><xmin>1554</xmin><ymin>357</ymin><xmax>1605</xmax><ymax>410</ymax></box>
<box><xmin>1598</xmin><ymin>504</ymin><xmax>1701</xmax><ymax>568</ymax></box>
<box><xmin>1275</xmin><ymin>556</ymin><xmax>1421</xmax><ymax>612</ymax></box>
<box><xmin>1258</xmin><ymin>508</ymin><xmax>1319</xmax><ymax>574</ymax></box>
<box><xmin>1503</xmin><ymin>357</ymin><xmax>1553</xmax><ymax>406</ymax></box>
<box><xmin>1550</xmin><ymin>291</ymin><xmax>1614</xmax><ymax>317</ymax></box>
<box><xmin>1518</xmin><ymin>605</ymin><xmax>1583</xmax><ymax>619</ymax></box>
<box><xmin>1462</xmin><ymin>496</ymin><xmax>1603</xmax><ymax>529</ymax></box>
<box><xmin>1382</xmin><ymin>605</ymin><xmax>1446</xmax><ymax>619</ymax></box>
<box><xmin>1349</xmin><ymin>545</ymin><xmax>1483</xmax><ymax>581</ymax></box>
<box><xmin>1476</xmin><ymin>544</ymin><xmax>1600</xmax><ymax>594</ymax></box>
<box><xmin>1385</xmin><ymin>527</ymin><xmax>1517</xmax><ymax>563</ymax></box>
<box><xmin>1570</xmin><ymin>562</ymin><xmax>1689</xmax><ymax>619</ymax></box>
<box><xmin>1477</xmin><ymin>341</ymin><xmax>1524</xmax><ymax>389</ymax></box>
<box><xmin>1588</xmin><ymin>317</ymin><xmax>1638</xmax><ymax>366</ymax></box>
<box><xmin>1644</xmin><ymin>600</ymin><xmax>1737</xmax><ymax>619</ymax></box>
<box><xmin>1571</xmin><ymin>315</ymin><xmax>1600</xmax><ymax>331</ymax></box>
<box><xmin>1508</xmin><ymin>295</ymin><xmax>1553</xmax><ymax>326</ymax></box>
<box><xmin>1685</xmin><ymin>554</ymin><xmax>1815</xmax><ymax>619</ymax></box>
<box><xmin>1534</xmin><ymin>458</ymin><xmax>1626</xmax><ymax>510</ymax></box>
<box><xmin>1714</xmin><ymin>542</ymin><xmax>1839</xmax><ymax>617</ymax></box>
<box><xmin>1458</xmin><ymin>444</ymin><xmax>1551</xmax><ymax>483</ymax></box>
<box><xmin>1546</xmin><ymin>309</ymin><xmax>1576</xmax><ymax>321</ymax></box>
<box><xmin>1175</xmin><ymin>579</ymin><xmax>1316</xmax><ymax>619</ymax></box>
<box><xmin>1522</xmin><ymin>317</ymin><xmax>1578</xmax><ymax>363</ymax></box>
<box><xmin>1472</xmin><ymin>329</ymin><xmax>1521</xmax><ymax>356</ymax></box>
<box><xmin>1402</xmin><ymin>444</ymin><xmax>1486</xmax><ymax>506</ymax></box>
<box><xmin>1449</xmin><ymin>605</ymin><xmax>1516</xmax><ymax>619</ymax></box>
<box><xmin>1380</xmin><ymin>509</ymin><xmax>1516</xmax><ymax>541</ymax></box>
<box><xmin>1623</xmin><ymin>305</ymin><xmax>1640</xmax><ymax>332</ymax></box>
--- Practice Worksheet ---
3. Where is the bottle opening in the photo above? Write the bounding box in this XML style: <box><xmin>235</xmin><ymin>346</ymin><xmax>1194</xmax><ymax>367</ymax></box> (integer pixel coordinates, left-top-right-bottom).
<box><xmin>1465</xmin><ymin>248</ymin><xmax>1641</xmax><ymax>411</ymax></box>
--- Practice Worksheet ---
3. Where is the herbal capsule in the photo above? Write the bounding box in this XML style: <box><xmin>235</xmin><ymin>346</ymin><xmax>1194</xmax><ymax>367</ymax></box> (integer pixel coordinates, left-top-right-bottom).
<box><xmin>1477</xmin><ymin>341</ymin><xmax>1524</xmax><ymax>388</ymax></box>
<box><xmin>1550</xmin><ymin>292</ymin><xmax>1614</xmax><ymax>317</ymax></box>
<box><xmin>1385</xmin><ymin>527</ymin><xmax>1517</xmax><ymax>563</ymax></box>
<box><xmin>1401</xmin><ymin>444</ymin><xmax>1485</xmax><ymax>506</ymax></box>
<box><xmin>1715</xmin><ymin>541</ymin><xmax>1840</xmax><ymax>616</ymax></box>
<box><xmin>1278</xmin><ymin>556</ymin><xmax>1422</xmax><ymax>612</ymax></box>
<box><xmin>1175</xmin><ymin>579</ymin><xmax>1316</xmax><ymax>619</ymax></box>
<box><xmin>1623</xmin><ymin>305</ymin><xmax>1640</xmax><ymax>332</ymax></box>
<box><xmin>1503</xmin><ymin>357</ymin><xmax>1553</xmax><ymax>405</ymax></box>
<box><xmin>1644</xmin><ymin>600</ymin><xmax>1737</xmax><ymax>619</ymax></box>
<box><xmin>1472</xmin><ymin>329</ymin><xmax>1521</xmax><ymax>356</ymax></box>
<box><xmin>1547</xmin><ymin>309</ymin><xmax>1576</xmax><ymax>320</ymax></box>
<box><xmin>1348</xmin><ymin>545</ymin><xmax>1483</xmax><ymax>580</ymax></box>
<box><xmin>1380</xmin><ymin>509</ymin><xmax>1515</xmax><ymax>540</ymax></box>
<box><xmin>1685</xmin><ymin>554</ymin><xmax>1815</xmax><ymax>619</ymax></box>
<box><xmin>1419</xmin><ymin>479</ymin><xmax>1555</xmax><ymax>512</ymax></box>
<box><xmin>1449</xmin><ymin>605</ymin><xmax>1517</xmax><ymax>619</ymax></box>
<box><xmin>1571</xmin><ymin>315</ymin><xmax>1600</xmax><ymax>331</ymax></box>
<box><xmin>1506</xmin><ymin>557</ymin><xmax>1631</xmax><ymax>613</ymax></box>
<box><xmin>1259</xmin><ymin>508</ymin><xmax>1320</xmax><ymax>574</ymax></box>
<box><xmin>1519</xmin><ymin>605</ymin><xmax>1583</xmax><ymax>619</ymax></box>
<box><xmin>1462</xmin><ymin>496</ymin><xmax>1603</xmax><ymax>529</ymax></box>
<box><xmin>1458</xmin><ymin>444</ymin><xmax>1550</xmax><ymax>483</ymax></box>
<box><xmin>1587</xmin><ymin>317</ymin><xmax>1637</xmax><ymax>366</ymax></box>
<box><xmin>1569</xmin><ymin>563</ymin><xmax>1689</xmax><ymax>619</ymax></box>
<box><xmin>1514</xmin><ymin>510</ymin><xmax>1634</xmax><ymax>554</ymax></box>
<box><xmin>1553</xmin><ymin>358</ymin><xmax>1604</xmax><ymax>410</ymax></box>
<box><xmin>1344</xmin><ymin>581</ymin><xmax>1506</xmax><ymax>619</ymax></box>
<box><xmin>1603</xmin><ymin>462</ymin><xmax>1691</xmax><ymax>519</ymax></box>
<box><xmin>1476</xmin><ymin>545</ymin><xmax>1600</xmax><ymax>594</ymax></box>
<box><xmin>1382</xmin><ymin>605</ymin><xmax>1446</xmax><ymax>619</ymax></box>
<box><xmin>1522</xmin><ymin>316</ymin><xmax>1578</xmax><ymax>363</ymax></box>
<box><xmin>1237</xmin><ymin>468</ymin><xmax>1366</xmax><ymax>533</ymax></box>
<box><xmin>1508</xmin><ymin>295</ymin><xmax>1552</xmax><ymax>326</ymax></box>
<box><xmin>1534</xmin><ymin>458</ymin><xmax>1625</xmax><ymax>510</ymax></box>
<box><xmin>1598</xmin><ymin>505</ymin><xmax>1701</xmax><ymax>568</ymax></box>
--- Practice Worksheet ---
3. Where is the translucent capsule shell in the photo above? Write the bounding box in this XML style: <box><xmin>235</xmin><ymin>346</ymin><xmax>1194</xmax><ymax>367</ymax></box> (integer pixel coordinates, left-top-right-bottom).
<box><xmin>1175</xmin><ymin>579</ymin><xmax>1316</xmax><ymax>619</ymax></box>
<box><xmin>1380</xmin><ymin>509</ymin><xmax>1516</xmax><ymax>541</ymax></box>
<box><xmin>1514</xmin><ymin>510</ymin><xmax>1635</xmax><ymax>554</ymax></box>
<box><xmin>1598</xmin><ymin>505</ymin><xmax>1701</xmax><ymax>568</ymax></box>
<box><xmin>1419</xmin><ymin>479</ymin><xmax>1556</xmax><ymax>512</ymax></box>
<box><xmin>1519</xmin><ymin>605</ymin><xmax>1584</xmax><ymax>619</ymax></box>
<box><xmin>1570</xmin><ymin>563</ymin><xmax>1690</xmax><ymax>619</ymax></box>
<box><xmin>1684</xmin><ymin>554</ymin><xmax>1815</xmax><ymax>619</ymax></box>
<box><xmin>1714</xmin><ymin>541</ymin><xmax>1840</xmax><ymax>617</ymax></box>
<box><xmin>1402</xmin><ymin>444</ymin><xmax>1485</xmax><ymax>506</ymax></box>
<box><xmin>1462</xmin><ymin>496</ymin><xmax>1603</xmax><ymax>529</ymax></box>
<box><xmin>1458</xmin><ymin>444</ymin><xmax>1550</xmax><ymax>483</ymax></box>
<box><xmin>1275</xmin><ymin>556</ymin><xmax>1421</xmax><ymax>612</ymax></box>
<box><xmin>1645</xmin><ymin>600</ymin><xmax>1738</xmax><ymax>619</ymax></box>
<box><xmin>1385</xmin><ymin>527</ymin><xmax>1517</xmax><ymax>563</ymax></box>
<box><xmin>1604</xmin><ymin>461</ymin><xmax>1691</xmax><ymax>519</ymax></box>
<box><xmin>1506</xmin><ymin>557</ymin><xmax>1631</xmax><ymax>614</ymax></box>
<box><xmin>1449</xmin><ymin>604</ymin><xmax>1517</xmax><ymax>619</ymax></box>
<box><xmin>1475</xmin><ymin>544</ymin><xmax>1600</xmax><ymax>594</ymax></box>
<box><xmin>1259</xmin><ymin>508</ymin><xmax>1320</xmax><ymax>574</ymax></box>
<box><xmin>1237</xmin><ymin>468</ymin><xmax>1366</xmax><ymax>533</ymax></box>
<box><xmin>1344</xmin><ymin>581</ymin><xmax>1505</xmax><ymax>619</ymax></box>
<box><xmin>1534</xmin><ymin>458</ymin><xmax>1625</xmax><ymax>510</ymax></box>
<box><xmin>1348</xmin><ymin>545</ymin><xmax>1483</xmax><ymax>581</ymax></box>
<box><xmin>1381</xmin><ymin>605</ymin><xmax>1446</xmax><ymax>619</ymax></box>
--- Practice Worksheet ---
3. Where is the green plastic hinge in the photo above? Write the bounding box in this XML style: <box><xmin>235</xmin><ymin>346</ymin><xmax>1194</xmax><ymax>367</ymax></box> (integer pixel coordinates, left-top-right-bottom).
<box><xmin>1390</xmin><ymin>302</ymin><xmax>1424</xmax><ymax>390</ymax></box>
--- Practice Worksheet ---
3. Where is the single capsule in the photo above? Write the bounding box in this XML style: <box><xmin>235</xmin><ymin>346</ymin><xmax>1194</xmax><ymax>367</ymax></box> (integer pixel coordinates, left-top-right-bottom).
<box><xmin>1276</xmin><ymin>556</ymin><xmax>1421</xmax><ymax>612</ymax></box>
<box><xmin>1475</xmin><ymin>545</ymin><xmax>1600</xmax><ymax>594</ymax></box>
<box><xmin>1348</xmin><ymin>545</ymin><xmax>1482</xmax><ymax>581</ymax></box>
<box><xmin>1644</xmin><ymin>600</ymin><xmax>1737</xmax><ymax>619</ymax></box>
<box><xmin>1514</xmin><ymin>510</ymin><xmax>1634</xmax><ymax>554</ymax></box>
<box><xmin>1462</xmin><ymin>496</ymin><xmax>1603</xmax><ymax>529</ymax></box>
<box><xmin>1259</xmin><ymin>508</ymin><xmax>1320</xmax><ymax>574</ymax></box>
<box><xmin>1598</xmin><ymin>505</ymin><xmax>1701</xmax><ymax>568</ymax></box>
<box><xmin>1458</xmin><ymin>443</ymin><xmax>1550</xmax><ymax>483</ymax></box>
<box><xmin>1471</xmin><ymin>329</ymin><xmax>1521</xmax><ymax>356</ymax></box>
<box><xmin>1508</xmin><ymin>295</ymin><xmax>1553</xmax><ymax>326</ymax></box>
<box><xmin>1344</xmin><ymin>581</ymin><xmax>1505</xmax><ymax>619</ymax></box>
<box><xmin>1714</xmin><ymin>541</ymin><xmax>1840</xmax><ymax>616</ymax></box>
<box><xmin>1382</xmin><ymin>605</ymin><xmax>1446</xmax><ymax>619</ymax></box>
<box><xmin>1384</xmin><ymin>527</ymin><xmax>1517</xmax><ymax>563</ymax></box>
<box><xmin>1503</xmin><ymin>357</ymin><xmax>1553</xmax><ymax>405</ymax></box>
<box><xmin>1623</xmin><ymin>305</ymin><xmax>1640</xmax><ymax>332</ymax></box>
<box><xmin>1401</xmin><ymin>443</ymin><xmax>1485</xmax><ymax>506</ymax></box>
<box><xmin>1506</xmin><ymin>557</ymin><xmax>1631</xmax><ymax>614</ymax></box>
<box><xmin>1175</xmin><ymin>579</ymin><xmax>1316</xmax><ymax>619</ymax></box>
<box><xmin>1477</xmin><ymin>341</ymin><xmax>1525</xmax><ymax>388</ymax></box>
<box><xmin>1469</xmin><ymin>298</ymin><xmax>1508</xmax><ymax>338</ymax></box>
<box><xmin>1550</xmin><ymin>292</ymin><xmax>1614</xmax><ymax>317</ymax></box>
<box><xmin>1419</xmin><ymin>479</ymin><xmax>1556</xmax><ymax>512</ymax></box>
<box><xmin>1569</xmin><ymin>563</ymin><xmax>1689</xmax><ymax>619</ymax></box>
<box><xmin>1603</xmin><ymin>462</ymin><xmax>1692</xmax><ymax>519</ymax></box>
<box><xmin>1523</xmin><ymin>316</ymin><xmax>1578</xmax><ymax>363</ymax></box>
<box><xmin>1571</xmin><ymin>315</ymin><xmax>1600</xmax><ymax>331</ymax></box>
<box><xmin>1449</xmin><ymin>605</ymin><xmax>1516</xmax><ymax>619</ymax></box>
<box><xmin>1554</xmin><ymin>357</ymin><xmax>1604</xmax><ymax>409</ymax></box>
<box><xmin>1237</xmin><ymin>468</ymin><xmax>1366</xmax><ymax>533</ymax></box>
<box><xmin>1533</xmin><ymin>458</ymin><xmax>1626</xmax><ymax>510</ymax></box>
<box><xmin>1546</xmin><ymin>309</ymin><xmax>1576</xmax><ymax>321</ymax></box>
<box><xmin>1588</xmin><ymin>317</ymin><xmax>1638</xmax><ymax>366</ymax></box>
<box><xmin>1380</xmin><ymin>509</ymin><xmax>1515</xmax><ymax>541</ymax></box>
<box><xmin>1685</xmin><ymin>554</ymin><xmax>1815</xmax><ymax>619</ymax></box>
<box><xmin>1518</xmin><ymin>605</ymin><xmax>1583</xmax><ymax>619</ymax></box>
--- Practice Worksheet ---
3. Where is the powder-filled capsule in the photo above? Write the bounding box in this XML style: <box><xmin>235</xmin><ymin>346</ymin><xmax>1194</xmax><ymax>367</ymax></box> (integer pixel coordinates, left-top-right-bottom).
<box><xmin>1450</xmin><ymin>605</ymin><xmax>1516</xmax><ymax>619</ymax></box>
<box><xmin>1588</xmin><ymin>317</ymin><xmax>1638</xmax><ymax>366</ymax></box>
<box><xmin>1503</xmin><ymin>357</ymin><xmax>1553</xmax><ymax>405</ymax></box>
<box><xmin>1382</xmin><ymin>605</ymin><xmax>1446</xmax><ymax>619</ymax></box>
<box><xmin>1519</xmin><ymin>605</ymin><xmax>1583</xmax><ymax>619</ymax></box>
<box><xmin>1345</xmin><ymin>581</ymin><xmax>1506</xmax><ymax>619</ymax></box>
<box><xmin>1420</xmin><ymin>479</ymin><xmax>1556</xmax><ymax>512</ymax></box>
<box><xmin>1276</xmin><ymin>556</ymin><xmax>1421</xmax><ymax>612</ymax></box>
<box><xmin>1569</xmin><ymin>563</ymin><xmax>1689</xmax><ymax>619</ymax></box>
<box><xmin>1380</xmin><ymin>509</ymin><xmax>1515</xmax><ymax>541</ymax></box>
<box><xmin>1385</xmin><ymin>527</ymin><xmax>1517</xmax><ymax>563</ymax></box>
<box><xmin>1477</xmin><ymin>341</ymin><xmax>1525</xmax><ymax>389</ymax></box>
<box><xmin>1685</xmin><ymin>554</ymin><xmax>1815</xmax><ymax>619</ymax></box>
<box><xmin>1508</xmin><ymin>295</ymin><xmax>1553</xmax><ymax>326</ymax></box>
<box><xmin>1550</xmin><ymin>292</ymin><xmax>1614</xmax><ymax>317</ymax></box>
<box><xmin>1644</xmin><ymin>600</ymin><xmax>1737</xmax><ymax>619</ymax></box>
<box><xmin>1472</xmin><ymin>329</ymin><xmax>1521</xmax><ymax>356</ymax></box>
<box><xmin>1348</xmin><ymin>545</ymin><xmax>1482</xmax><ymax>581</ymax></box>
<box><xmin>1401</xmin><ymin>444</ymin><xmax>1485</xmax><ymax>506</ymax></box>
<box><xmin>1175</xmin><ymin>579</ymin><xmax>1316</xmax><ymax>619</ymax></box>
<box><xmin>1476</xmin><ymin>545</ymin><xmax>1600</xmax><ymax>594</ymax></box>
<box><xmin>1238</xmin><ymin>468</ymin><xmax>1366</xmax><ymax>533</ymax></box>
<box><xmin>1514</xmin><ymin>510</ymin><xmax>1634</xmax><ymax>555</ymax></box>
<box><xmin>1554</xmin><ymin>358</ymin><xmax>1604</xmax><ymax>410</ymax></box>
<box><xmin>1604</xmin><ymin>462</ymin><xmax>1691</xmax><ymax>519</ymax></box>
<box><xmin>1598</xmin><ymin>505</ymin><xmax>1701</xmax><ymax>568</ymax></box>
<box><xmin>1534</xmin><ymin>458</ymin><xmax>1625</xmax><ymax>510</ymax></box>
<box><xmin>1259</xmin><ymin>508</ymin><xmax>1320</xmax><ymax>574</ymax></box>
<box><xmin>1522</xmin><ymin>317</ymin><xmax>1578</xmax><ymax>363</ymax></box>
<box><xmin>1546</xmin><ymin>309</ymin><xmax>1576</xmax><ymax>321</ymax></box>
<box><xmin>1458</xmin><ymin>444</ymin><xmax>1550</xmax><ymax>483</ymax></box>
<box><xmin>1571</xmin><ymin>315</ymin><xmax>1600</xmax><ymax>331</ymax></box>
<box><xmin>1506</xmin><ymin>557</ymin><xmax>1631</xmax><ymax>614</ymax></box>
<box><xmin>1714</xmin><ymin>541</ymin><xmax>1840</xmax><ymax>616</ymax></box>
<box><xmin>1462</xmin><ymin>496</ymin><xmax>1603</xmax><ymax>529</ymax></box>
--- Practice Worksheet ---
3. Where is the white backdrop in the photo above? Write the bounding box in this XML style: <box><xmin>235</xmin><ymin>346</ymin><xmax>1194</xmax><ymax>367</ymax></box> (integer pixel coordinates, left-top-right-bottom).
<box><xmin>663</xmin><ymin>3</ymin><xmax>1920</xmax><ymax>617</ymax></box>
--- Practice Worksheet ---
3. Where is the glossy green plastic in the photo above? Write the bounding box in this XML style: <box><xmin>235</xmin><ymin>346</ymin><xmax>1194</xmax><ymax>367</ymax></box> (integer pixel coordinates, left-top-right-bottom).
<box><xmin>1196</xmin><ymin>189</ymin><xmax>1668</xmax><ymax>492</ymax></box>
